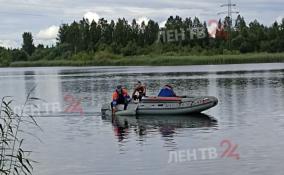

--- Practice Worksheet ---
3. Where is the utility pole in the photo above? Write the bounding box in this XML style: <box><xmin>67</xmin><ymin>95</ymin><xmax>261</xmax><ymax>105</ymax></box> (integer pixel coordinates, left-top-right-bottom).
<box><xmin>218</xmin><ymin>0</ymin><xmax>239</xmax><ymax>50</ymax></box>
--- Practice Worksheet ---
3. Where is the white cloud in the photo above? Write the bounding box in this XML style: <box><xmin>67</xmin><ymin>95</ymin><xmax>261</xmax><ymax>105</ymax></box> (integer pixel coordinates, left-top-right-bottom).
<box><xmin>37</xmin><ymin>25</ymin><xmax>59</xmax><ymax>40</ymax></box>
<box><xmin>0</xmin><ymin>40</ymin><xmax>19</xmax><ymax>49</ymax></box>
<box><xmin>84</xmin><ymin>11</ymin><xmax>100</xmax><ymax>22</ymax></box>
<box><xmin>137</xmin><ymin>17</ymin><xmax>149</xmax><ymax>25</ymax></box>
<box><xmin>159</xmin><ymin>20</ymin><xmax>167</xmax><ymax>28</ymax></box>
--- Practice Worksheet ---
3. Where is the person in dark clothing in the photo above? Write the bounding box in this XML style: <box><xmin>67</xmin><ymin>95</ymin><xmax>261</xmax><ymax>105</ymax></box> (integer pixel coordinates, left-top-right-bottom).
<box><xmin>158</xmin><ymin>84</ymin><xmax>177</xmax><ymax>97</ymax></box>
<box><xmin>132</xmin><ymin>81</ymin><xmax>146</xmax><ymax>101</ymax></box>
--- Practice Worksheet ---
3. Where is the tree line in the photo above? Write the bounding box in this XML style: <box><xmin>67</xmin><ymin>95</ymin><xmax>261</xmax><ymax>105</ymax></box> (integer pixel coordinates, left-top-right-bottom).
<box><xmin>1</xmin><ymin>15</ymin><xmax>284</xmax><ymax>66</ymax></box>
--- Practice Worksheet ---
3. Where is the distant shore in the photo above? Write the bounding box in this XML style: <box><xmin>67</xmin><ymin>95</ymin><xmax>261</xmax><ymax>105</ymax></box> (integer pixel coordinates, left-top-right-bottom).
<box><xmin>8</xmin><ymin>52</ymin><xmax>284</xmax><ymax>67</ymax></box>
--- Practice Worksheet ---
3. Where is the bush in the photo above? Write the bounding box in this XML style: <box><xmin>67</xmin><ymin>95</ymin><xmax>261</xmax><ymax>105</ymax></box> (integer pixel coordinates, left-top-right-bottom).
<box><xmin>121</xmin><ymin>42</ymin><xmax>139</xmax><ymax>56</ymax></box>
<box><xmin>11</xmin><ymin>49</ymin><xmax>28</xmax><ymax>62</ymax></box>
<box><xmin>71</xmin><ymin>52</ymin><xmax>93</xmax><ymax>61</ymax></box>
<box><xmin>29</xmin><ymin>48</ymin><xmax>50</xmax><ymax>61</ymax></box>
<box><xmin>232</xmin><ymin>35</ymin><xmax>245</xmax><ymax>50</ymax></box>
<box><xmin>0</xmin><ymin>47</ymin><xmax>12</xmax><ymax>66</ymax></box>
<box><xmin>95</xmin><ymin>51</ymin><xmax>122</xmax><ymax>60</ymax></box>
<box><xmin>240</xmin><ymin>41</ymin><xmax>254</xmax><ymax>53</ymax></box>
<box><xmin>190</xmin><ymin>45</ymin><xmax>203</xmax><ymax>55</ymax></box>
<box><xmin>267</xmin><ymin>39</ymin><xmax>280</xmax><ymax>53</ymax></box>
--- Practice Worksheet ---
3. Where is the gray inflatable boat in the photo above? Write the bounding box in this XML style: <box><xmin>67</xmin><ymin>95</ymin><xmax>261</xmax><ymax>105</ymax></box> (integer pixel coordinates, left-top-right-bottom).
<box><xmin>101</xmin><ymin>96</ymin><xmax>218</xmax><ymax>116</ymax></box>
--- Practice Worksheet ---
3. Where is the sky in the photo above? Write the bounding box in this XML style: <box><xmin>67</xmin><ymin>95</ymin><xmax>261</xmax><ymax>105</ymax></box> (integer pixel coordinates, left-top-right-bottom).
<box><xmin>0</xmin><ymin>0</ymin><xmax>283</xmax><ymax>48</ymax></box>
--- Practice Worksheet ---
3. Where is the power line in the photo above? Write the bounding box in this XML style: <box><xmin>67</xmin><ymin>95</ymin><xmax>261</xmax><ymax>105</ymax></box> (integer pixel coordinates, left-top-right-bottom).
<box><xmin>218</xmin><ymin>0</ymin><xmax>239</xmax><ymax>50</ymax></box>
<box><xmin>218</xmin><ymin>0</ymin><xmax>239</xmax><ymax>18</ymax></box>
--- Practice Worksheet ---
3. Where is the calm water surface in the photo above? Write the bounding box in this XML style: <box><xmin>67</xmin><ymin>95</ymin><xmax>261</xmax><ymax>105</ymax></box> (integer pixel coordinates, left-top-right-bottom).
<box><xmin>0</xmin><ymin>63</ymin><xmax>284</xmax><ymax>175</ymax></box>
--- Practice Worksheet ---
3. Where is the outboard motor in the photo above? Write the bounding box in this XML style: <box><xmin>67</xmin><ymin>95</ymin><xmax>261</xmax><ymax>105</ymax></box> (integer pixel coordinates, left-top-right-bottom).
<box><xmin>101</xmin><ymin>104</ymin><xmax>110</xmax><ymax>117</ymax></box>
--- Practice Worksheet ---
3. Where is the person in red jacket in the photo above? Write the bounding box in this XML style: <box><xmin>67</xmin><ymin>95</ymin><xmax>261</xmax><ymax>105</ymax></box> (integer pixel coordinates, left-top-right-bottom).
<box><xmin>111</xmin><ymin>85</ymin><xmax>130</xmax><ymax>115</ymax></box>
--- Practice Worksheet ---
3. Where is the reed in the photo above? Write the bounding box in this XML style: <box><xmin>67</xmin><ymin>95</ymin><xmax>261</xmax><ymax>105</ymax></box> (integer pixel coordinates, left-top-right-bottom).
<box><xmin>9</xmin><ymin>52</ymin><xmax>284</xmax><ymax>67</ymax></box>
<box><xmin>0</xmin><ymin>89</ymin><xmax>40</xmax><ymax>175</ymax></box>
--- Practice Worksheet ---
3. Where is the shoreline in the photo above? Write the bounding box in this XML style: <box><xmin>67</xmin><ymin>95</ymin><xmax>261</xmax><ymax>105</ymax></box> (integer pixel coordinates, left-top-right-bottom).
<box><xmin>7</xmin><ymin>52</ymin><xmax>284</xmax><ymax>67</ymax></box>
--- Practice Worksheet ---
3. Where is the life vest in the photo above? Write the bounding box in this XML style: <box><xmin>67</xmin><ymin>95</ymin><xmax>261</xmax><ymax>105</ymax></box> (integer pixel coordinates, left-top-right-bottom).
<box><xmin>136</xmin><ymin>86</ymin><xmax>145</xmax><ymax>93</ymax></box>
<box><xmin>134</xmin><ymin>86</ymin><xmax>146</xmax><ymax>96</ymax></box>
<box><xmin>112</xmin><ymin>88</ymin><xmax>128</xmax><ymax>101</ymax></box>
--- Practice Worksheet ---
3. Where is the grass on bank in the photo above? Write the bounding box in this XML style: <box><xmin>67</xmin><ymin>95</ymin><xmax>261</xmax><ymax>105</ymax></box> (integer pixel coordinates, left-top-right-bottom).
<box><xmin>9</xmin><ymin>52</ymin><xmax>284</xmax><ymax>67</ymax></box>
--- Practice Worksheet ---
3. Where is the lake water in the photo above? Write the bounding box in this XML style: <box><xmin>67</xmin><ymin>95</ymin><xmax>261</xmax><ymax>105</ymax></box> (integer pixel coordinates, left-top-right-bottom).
<box><xmin>0</xmin><ymin>63</ymin><xmax>284</xmax><ymax>175</ymax></box>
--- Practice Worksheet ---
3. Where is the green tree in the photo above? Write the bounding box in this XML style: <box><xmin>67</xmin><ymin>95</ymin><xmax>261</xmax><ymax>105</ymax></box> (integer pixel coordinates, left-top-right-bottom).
<box><xmin>145</xmin><ymin>20</ymin><xmax>159</xmax><ymax>45</ymax></box>
<box><xmin>70</xmin><ymin>21</ymin><xmax>81</xmax><ymax>53</ymax></box>
<box><xmin>22</xmin><ymin>32</ymin><xmax>35</xmax><ymax>55</ymax></box>
<box><xmin>113</xmin><ymin>18</ymin><xmax>131</xmax><ymax>47</ymax></box>
<box><xmin>235</xmin><ymin>15</ymin><xmax>246</xmax><ymax>32</ymax></box>
<box><xmin>131</xmin><ymin>19</ymin><xmax>139</xmax><ymax>43</ymax></box>
<box><xmin>89</xmin><ymin>20</ymin><xmax>101</xmax><ymax>51</ymax></box>
<box><xmin>0</xmin><ymin>47</ymin><xmax>12</xmax><ymax>66</ymax></box>
<box><xmin>79</xmin><ymin>18</ymin><xmax>90</xmax><ymax>51</ymax></box>
<box><xmin>57</xmin><ymin>24</ymin><xmax>69</xmax><ymax>44</ymax></box>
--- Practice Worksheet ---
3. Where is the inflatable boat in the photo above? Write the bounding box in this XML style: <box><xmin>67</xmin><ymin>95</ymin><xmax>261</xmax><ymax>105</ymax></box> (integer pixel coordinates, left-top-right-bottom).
<box><xmin>101</xmin><ymin>96</ymin><xmax>218</xmax><ymax>116</ymax></box>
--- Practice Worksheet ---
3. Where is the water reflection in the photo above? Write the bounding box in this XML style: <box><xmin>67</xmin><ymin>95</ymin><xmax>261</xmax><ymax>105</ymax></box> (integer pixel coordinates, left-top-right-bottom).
<box><xmin>24</xmin><ymin>71</ymin><xmax>36</xmax><ymax>97</ymax></box>
<box><xmin>103</xmin><ymin>114</ymin><xmax>217</xmax><ymax>143</ymax></box>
